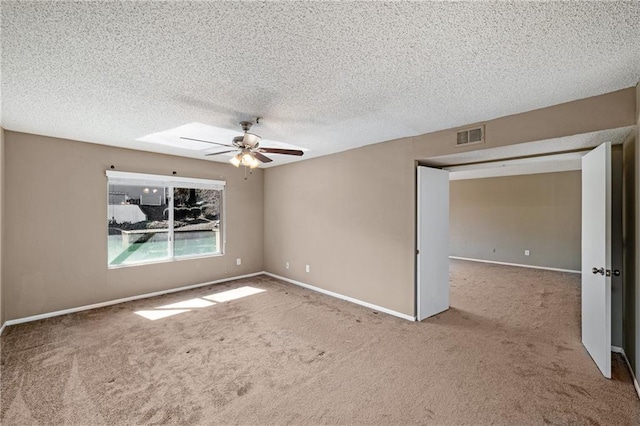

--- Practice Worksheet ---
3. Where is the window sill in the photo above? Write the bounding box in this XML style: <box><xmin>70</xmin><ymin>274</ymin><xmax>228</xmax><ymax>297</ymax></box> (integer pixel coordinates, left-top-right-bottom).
<box><xmin>108</xmin><ymin>252</ymin><xmax>224</xmax><ymax>269</ymax></box>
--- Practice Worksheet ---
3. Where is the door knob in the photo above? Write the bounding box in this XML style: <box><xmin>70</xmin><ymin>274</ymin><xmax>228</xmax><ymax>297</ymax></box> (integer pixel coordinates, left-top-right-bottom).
<box><xmin>592</xmin><ymin>267</ymin><xmax>604</xmax><ymax>275</ymax></box>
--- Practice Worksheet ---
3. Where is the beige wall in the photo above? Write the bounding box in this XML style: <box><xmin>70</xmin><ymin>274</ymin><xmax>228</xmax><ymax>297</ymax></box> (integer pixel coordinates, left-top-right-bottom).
<box><xmin>449</xmin><ymin>172</ymin><xmax>581</xmax><ymax>271</ymax></box>
<box><xmin>412</xmin><ymin>87</ymin><xmax>636</xmax><ymax>159</ymax></box>
<box><xmin>612</xmin><ymin>145</ymin><xmax>624</xmax><ymax>348</ymax></box>
<box><xmin>264</xmin><ymin>139</ymin><xmax>415</xmax><ymax>315</ymax></box>
<box><xmin>3</xmin><ymin>131</ymin><xmax>264</xmax><ymax>320</ymax></box>
<box><xmin>2</xmin><ymin>87</ymin><xmax>636</xmax><ymax>321</ymax></box>
<box><xmin>633</xmin><ymin>82</ymin><xmax>640</xmax><ymax>375</ymax></box>
<box><xmin>264</xmin><ymin>88</ymin><xmax>637</xmax><ymax>317</ymax></box>
<box><xmin>623</xmin><ymin>131</ymin><xmax>636</xmax><ymax>371</ymax></box>
<box><xmin>0</xmin><ymin>127</ymin><xmax>4</xmax><ymax>326</ymax></box>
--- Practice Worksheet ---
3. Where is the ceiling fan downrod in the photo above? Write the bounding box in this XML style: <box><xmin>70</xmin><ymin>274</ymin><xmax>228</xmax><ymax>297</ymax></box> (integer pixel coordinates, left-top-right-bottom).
<box><xmin>240</xmin><ymin>121</ymin><xmax>253</xmax><ymax>132</ymax></box>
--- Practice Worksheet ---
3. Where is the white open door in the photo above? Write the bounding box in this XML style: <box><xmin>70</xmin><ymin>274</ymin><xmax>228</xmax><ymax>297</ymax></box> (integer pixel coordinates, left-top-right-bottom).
<box><xmin>417</xmin><ymin>166</ymin><xmax>450</xmax><ymax>321</ymax></box>
<box><xmin>581</xmin><ymin>142</ymin><xmax>612</xmax><ymax>378</ymax></box>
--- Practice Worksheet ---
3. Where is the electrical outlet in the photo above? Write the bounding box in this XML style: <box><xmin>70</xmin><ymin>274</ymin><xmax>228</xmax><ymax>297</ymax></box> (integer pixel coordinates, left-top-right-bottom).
<box><xmin>306</xmin><ymin>264</ymin><xmax>310</xmax><ymax>273</ymax></box>
<box><xmin>236</xmin><ymin>258</ymin><xmax>242</xmax><ymax>265</ymax></box>
<box><xmin>524</xmin><ymin>250</ymin><xmax>530</xmax><ymax>256</ymax></box>
<box><xmin>286</xmin><ymin>262</ymin><xmax>289</xmax><ymax>269</ymax></box>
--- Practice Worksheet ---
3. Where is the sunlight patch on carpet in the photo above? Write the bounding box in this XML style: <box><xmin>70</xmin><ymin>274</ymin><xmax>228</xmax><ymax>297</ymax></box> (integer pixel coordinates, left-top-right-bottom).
<box><xmin>134</xmin><ymin>309</ymin><xmax>191</xmax><ymax>320</ymax></box>
<box><xmin>203</xmin><ymin>286</ymin><xmax>266</xmax><ymax>303</ymax></box>
<box><xmin>133</xmin><ymin>287</ymin><xmax>266</xmax><ymax>320</ymax></box>
<box><xmin>157</xmin><ymin>298</ymin><xmax>216</xmax><ymax>309</ymax></box>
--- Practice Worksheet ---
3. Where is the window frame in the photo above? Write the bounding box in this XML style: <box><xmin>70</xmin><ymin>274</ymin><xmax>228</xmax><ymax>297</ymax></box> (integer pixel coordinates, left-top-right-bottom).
<box><xmin>106</xmin><ymin>171</ymin><xmax>226</xmax><ymax>268</ymax></box>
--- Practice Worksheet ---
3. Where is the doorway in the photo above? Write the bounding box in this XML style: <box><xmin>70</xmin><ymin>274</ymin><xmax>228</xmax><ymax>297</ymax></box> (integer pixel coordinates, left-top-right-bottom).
<box><xmin>417</xmin><ymin>138</ymin><xmax>623</xmax><ymax>376</ymax></box>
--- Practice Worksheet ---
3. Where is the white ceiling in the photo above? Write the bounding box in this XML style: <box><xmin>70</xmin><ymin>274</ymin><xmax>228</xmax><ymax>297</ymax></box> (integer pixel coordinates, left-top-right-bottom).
<box><xmin>1</xmin><ymin>2</ymin><xmax>639</xmax><ymax>167</ymax></box>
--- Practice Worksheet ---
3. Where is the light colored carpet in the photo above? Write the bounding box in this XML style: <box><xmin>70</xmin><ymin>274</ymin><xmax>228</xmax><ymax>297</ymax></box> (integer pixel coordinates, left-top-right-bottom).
<box><xmin>1</xmin><ymin>260</ymin><xmax>639</xmax><ymax>425</ymax></box>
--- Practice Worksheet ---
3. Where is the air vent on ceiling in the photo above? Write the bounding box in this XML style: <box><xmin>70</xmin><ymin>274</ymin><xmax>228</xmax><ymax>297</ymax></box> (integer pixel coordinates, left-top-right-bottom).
<box><xmin>456</xmin><ymin>125</ymin><xmax>485</xmax><ymax>147</ymax></box>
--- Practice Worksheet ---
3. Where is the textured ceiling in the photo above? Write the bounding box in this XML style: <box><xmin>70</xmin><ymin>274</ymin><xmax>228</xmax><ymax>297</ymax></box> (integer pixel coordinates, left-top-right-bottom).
<box><xmin>1</xmin><ymin>1</ymin><xmax>639</xmax><ymax>167</ymax></box>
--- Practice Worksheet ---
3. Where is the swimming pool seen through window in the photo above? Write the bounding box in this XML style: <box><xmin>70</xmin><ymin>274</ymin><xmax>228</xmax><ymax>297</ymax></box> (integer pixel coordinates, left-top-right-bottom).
<box><xmin>106</xmin><ymin>171</ymin><xmax>225</xmax><ymax>267</ymax></box>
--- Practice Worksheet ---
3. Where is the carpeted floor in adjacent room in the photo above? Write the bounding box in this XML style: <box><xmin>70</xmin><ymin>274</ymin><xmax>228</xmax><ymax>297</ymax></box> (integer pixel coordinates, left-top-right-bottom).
<box><xmin>1</xmin><ymin>259</ymin><xmax>639</xmax><ymax>424</ymax></box>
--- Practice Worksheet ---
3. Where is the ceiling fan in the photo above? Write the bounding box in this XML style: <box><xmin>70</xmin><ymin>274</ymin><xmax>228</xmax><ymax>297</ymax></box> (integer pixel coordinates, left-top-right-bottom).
<box><xmin>180</xmin><ymin>121</ymin><xmax>304</xmax><ymax>169</ymax></box>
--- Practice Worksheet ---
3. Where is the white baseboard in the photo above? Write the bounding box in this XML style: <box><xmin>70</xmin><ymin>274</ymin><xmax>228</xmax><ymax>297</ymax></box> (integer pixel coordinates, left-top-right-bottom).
<box><xmin>3</xmin><ymin>270</ymin><xmax>637</xmax><ymax>399</ymax></box>
<box><xmin>449</xmin><ymin>256</ymin><xmax>581</xmax><ymax>274</ymax></box>
<box><xmin>2</xmin><ymin>270</ymin><xmax>415</xmax><ymax>330</ymax></box>
<box><xmin>3</xmin><ymin>272</ymin><xmax>264</xmax><ymax>328</ymax></box>
<box><xmin>264</xmin><ymin>272</ymin><xmax>416</xmax><ymax>322</ymax></box>
<box><xmin>614</xmin><ymin>346</ymin><xmax>640</xmax><ymax>399</ymax></box>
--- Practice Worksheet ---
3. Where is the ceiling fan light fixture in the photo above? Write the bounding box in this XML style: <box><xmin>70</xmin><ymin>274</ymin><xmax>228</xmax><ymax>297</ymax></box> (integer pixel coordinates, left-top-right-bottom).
<box><xmin>241</xmin><ymin>152</ymin><xmax>254</xmax><ymax>167</ymax></box>
<box><xmin>243</xmin><ymin>132</ymin><xmax>261</xmax><ymax>148</ymax></box>
<box><xmin>249</xmin><ymin>156</ymin><xmax>261</xmax><ymax>169</ymax></box>
<box><xmin>229</xmin><ymin>154</ymin><xmax>242</xmax><ymax>167</ymax></box>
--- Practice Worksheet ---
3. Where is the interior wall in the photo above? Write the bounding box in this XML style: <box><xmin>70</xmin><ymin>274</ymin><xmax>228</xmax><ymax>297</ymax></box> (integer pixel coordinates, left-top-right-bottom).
<box><xmin>0</xmin><ymin>127</ymin><xmax>4</xmax><ymax>327</ymax></box>
<box><xmin>412</xmin><ymin>87</ymin><xmax>635</xmax><ymax>159</ymax></box>
<box><xmin>264</xmin><ymin>88</ymin><xmax>636</xmax><ymax>317</ymax></box>
<box><xmin>449</xmin><ymin>171</ymin><xmax>581</xmax><ymax>271</ymax></box>
<box><xmin>612</xmin><ymin>145</ymin><xmax>624</xmax><ymax>348</ymax></box>
<box><xmin>634</xmin><ymin>81</ymin><xmax>640</xmax><ymax>377</ymax></box>
<box><xmin>3</xmin><ymin>131</ymin><xmax>264</xmax><ymax>321</ymax></box>
<box><xmin>623</xmin><ymin>131</ymin><xmax>636</xmax><ymax>372</ymax></box>
<box><xmin>264</xmin><ymin>139</ymin><xmax>415</xmax><ymax>315</ymax></box>
<box><xmin>2</xmin><ymin>88</ymin><xmax>634</xmax><ymax>322</ymax></box>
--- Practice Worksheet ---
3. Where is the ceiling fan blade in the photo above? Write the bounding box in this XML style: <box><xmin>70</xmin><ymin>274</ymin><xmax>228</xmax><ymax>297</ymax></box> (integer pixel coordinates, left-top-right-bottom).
<box><xmin>205</xmin><ymin>150</ymin><xmax>237</xmax><ymax>156</ymax></box>
<box><xmin>258</xmin><ymin>148</ymin><xmax>304</xmax><ymax>156</ymax></box>
<box><xmin>253</xmin><ymin>152</ymin><xmax>273</xmax><ymax>163</ymax></box>
<box><xmin>180</xmin><ymin>137</ymin><xmax>234</xmax><ymax>148</ymax></box>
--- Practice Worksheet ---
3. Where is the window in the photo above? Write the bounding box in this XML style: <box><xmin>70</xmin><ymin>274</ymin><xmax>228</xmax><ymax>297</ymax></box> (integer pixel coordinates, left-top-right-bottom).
<box><xmin>107</xmin><ymin>171</ymin><xmax>225</xmax><ymax>267</ymax></box>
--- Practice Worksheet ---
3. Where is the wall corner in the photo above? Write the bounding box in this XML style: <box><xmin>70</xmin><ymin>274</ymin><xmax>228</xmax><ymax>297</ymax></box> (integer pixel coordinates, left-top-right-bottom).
<box><xmin>635</xmin><ymin>82</ymin><xmax>640</xmax><ymax>377</ymax></box>
<box><xmin>636</xmin><ymin>82</ymin><xmax>640</xmax><ymax>124</ymax></box>
<box><xmin>0</xmin><ymin>127</ymin><xmax>4</xmax><ymax>327</ymax></box>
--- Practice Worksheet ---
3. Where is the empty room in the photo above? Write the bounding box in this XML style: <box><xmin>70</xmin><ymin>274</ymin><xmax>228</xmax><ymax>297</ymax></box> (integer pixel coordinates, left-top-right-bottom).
<box><xmin>1</xmin><ymin>2</ymin><xmax>640</xmax><ymax>425</ymax></box>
